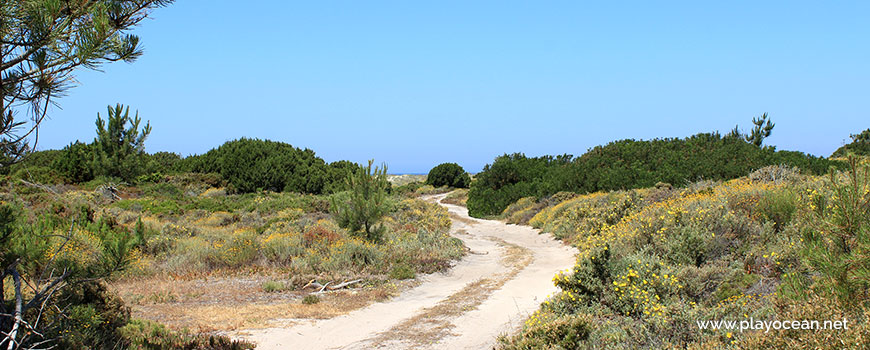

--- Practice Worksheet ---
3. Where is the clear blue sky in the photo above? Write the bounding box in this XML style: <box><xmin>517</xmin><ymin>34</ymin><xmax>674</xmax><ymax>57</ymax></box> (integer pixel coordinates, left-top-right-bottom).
<box><xmin>35</xmin><ymin>1</ymin><xmax>869</xmax><ymax>173</ymax></box>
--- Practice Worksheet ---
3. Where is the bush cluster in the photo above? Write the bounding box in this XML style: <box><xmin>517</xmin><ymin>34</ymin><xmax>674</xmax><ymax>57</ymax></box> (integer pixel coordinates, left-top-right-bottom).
<box><xmin>831</xmin><ymin>128</ymin><xmax>870</xmax><ymax>158</ymax></box>
<box><xmin>426</xmin><ymin>162</ymin><xmax>471</xmax><ymax>188</ymax></box>
<box><xmin>468</xmin><ymin>132</ymin><xmax>841</xmax><ymax>217</ymax></box>
<box><xmin>181</xmin><ymin>138</ymin><xmax>358</xmax><ymax>194</ymax></box>
<box><xmin>498</xmin><ymin>161</ymin><xmax>870</xmax><ymax>349</ymax></box>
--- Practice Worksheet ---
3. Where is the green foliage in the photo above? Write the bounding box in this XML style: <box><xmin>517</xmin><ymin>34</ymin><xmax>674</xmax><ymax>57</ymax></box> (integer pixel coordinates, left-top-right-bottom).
<box><xmin>0</xmin><ymin>202</ymin><xmax>142</xmax><ymax>348</ymax></box>
<box><xmin>92</xmin><ymin>104</ymin><xmax>152</xmax><ymax>181</ymax></box>
<box><xmin>468</xmin><ymin>132</ymin><xmax>840</xmax><ymax>217</ymax></box>
<box><xmin>302</xmin><ymin>294</ymin><xmax>320</xmax><ymax>305</ymax></box>
<box><xmin>388</xmin><ymin>263</ymin><xmax>416</xmax><ymax>280</ymax></box>
<box><xmin>262</xmin><ymin>280</ymin><xmax>290</xmax><ymax>293</ymax></box>
<box><xmin>146</xmin><ymin>151</ymin><xmax>183</xmax><ymax>174</ymax></box>
<box><xmin>54</xmin><ymin>141</ymin><xmax>95</xmax><ymax>183</ymax></box>
<box><xmin>119</xmin><ymin>319</ymin><xmax>254</xmax><ymax>350</ymax></box>
<box><xmin>756</xmin><ymin>188</ymin><xmax>798</xmax><ymax>232</ymax></box>
<box><xmin>831</xmin><ymin>128</ymin><xmax>870</xmax><ymax>157</ymax></box>
<box><xmin>498</xmin><ymin>165</ymin><xmax>870</xmax><ymax>349</ymax></box>
<box><xmin>468</xmin><ymin>153</ymin><xmax>571</xmax><ymax>217</ymax></box>
<box><xmin>799</xmin><ymin>156</ymin><xmax>870</xmax><ymax>306</ymax></box>
<box><xmin>499</xmin><ymin>314</ymin><xmax>591</xmax><ymax>350</ymax></box>
<box><xmin>3</xmin><ymin>149</ymin><xmax>62</xmax><ymax>176</ymax></box>
<box><xmin>0</xmin><ymin>0</ymin><xmax>174</xmax><ymax>165</ymax></box>
<box><xmin>426</xmin><ymin>162</ymin><xmax>471</xmax><ymax>188</ymax></box>
<box><xmin>10</xmin><ymin>165</ymin><xmax>64</xmax><ymax>184</ymax></box>
<box><xmin>331</xmin><ymin>160</ymin><xmax>392</xmax><ymax>242</ymax></box>
<box><xmin>745</xmin><ymin>112</ymin><xmax>775</xmax><ymax>147</ymax></box>
<box><xmin>50</xmin><ymin>282</ymin><xmax>131</xmax><ymax>350</ymax></box>
<box><xmin>182</xmin><ymin>138</ymin><xmax>353</xmax><ymax>194</ymax></box>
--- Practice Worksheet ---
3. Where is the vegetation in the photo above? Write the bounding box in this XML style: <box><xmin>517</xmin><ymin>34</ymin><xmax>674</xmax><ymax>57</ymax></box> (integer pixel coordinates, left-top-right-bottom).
<box><xmin>0</xmin><ymin>158</ymin><xmax>464</xmax><ymax>347</ymax></box>
<box><xmin>468</xmin><ymin>131</ymin><xmax>841</xmax><ymax>217</ymax></box>
<box><xmin>832</xmin><ymin>128</ymin><xmax>870</xmax><ymax>158</ymax></box>
<box><xmin>331</xmin><ymin>160</ymin><xmax>391</xmax><ymax>242</ymax></box>
<box><xmin>426</xmin><ymin>162</ymin><xmax>471</xmax><ymax>188</ymax></box>
<box><xmin>742</xmin><ymin>112</ymin><xmax>775</xmax><ymax>147</ymax></box>
<box><xmin>498</xmin><ymin>160</ymin><xmax>870</xmax><ymax>349</ymax></box>
<box><xmin>442</xmin><ymin>188</ymin><xmax>469</xmax><ymax>207</ymax></box>
<box><xmin>0</xmin><ymin>0</ymin><xmax>173</xmax><ymax>166</ymax></box>
<box><xmin>92</xmin><ymin>104</ymin><xmax>152</xmax><ymax>181</ymax></box>
<box><xmin>181</xmin><ymin>138</ymin><xmax>357</xmax><ymax>194</ymax></box>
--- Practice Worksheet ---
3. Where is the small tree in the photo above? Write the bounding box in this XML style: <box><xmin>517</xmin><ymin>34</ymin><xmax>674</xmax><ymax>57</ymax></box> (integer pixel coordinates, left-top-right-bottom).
<box><xmin>745</xmin><ymin>112</ymin><xmax>775</xmax><ymax>147</ymax></box>
<box><xmin>0</xmin><ymin>0</ymin><xmax>173</xmax><ymax>166</ymax></box>
<box><xmin>92</xmin><ymin>104</ymin><xmax>151</xmax><ymax>181</ymax></box>
<box><xmin>427</xmin><ymin>162</ymin><xmax>471</xmax><ymax>188</ymax></box>
<box><xmin>331</xmin><ymin>160</ymin><xmax>391</xmax><ymax>242</ymax></box>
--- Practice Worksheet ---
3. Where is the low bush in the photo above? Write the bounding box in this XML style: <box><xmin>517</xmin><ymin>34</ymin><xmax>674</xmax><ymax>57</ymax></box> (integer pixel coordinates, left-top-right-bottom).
<box><xmin>469</xmin><ymin>132</ymin><xmax>841</xmax><ymax>217</ymax></box>
<box><xmin>262</xmin><ymin>280</ymin><xmax>290</xmax><ymax>293</ymax></box>
<box><xmin>498</xmin><ymin>159</ymin><xmax>869</xmax><ymax>349</ymax></box>
<box><xmin>831</xmin><ymin>128</ymin><xmax>870</xmax><ymax>158</ymax></box>
<box><xmin>120</xmin><ymin>319</ymin><xmax>254</xmax><ymax>350</ymax></box>
<box><xmin>426</xmin><ymin>162</ymin><xmax>471</xmax><ymax>188</ymax></box>
<box><xmin>181</xmin><ymin>138</ymin><xmax>356</xmax><ymax>194</ymax></box>
<box><xmin>302</xmin><ymin>294</ymin><xmax>320</xmax><ymax>305</ymax></box>
<box><xmin>389</xmin><ymin>263</ymin><xmax>416</xmax><ymax>280</ymax></box>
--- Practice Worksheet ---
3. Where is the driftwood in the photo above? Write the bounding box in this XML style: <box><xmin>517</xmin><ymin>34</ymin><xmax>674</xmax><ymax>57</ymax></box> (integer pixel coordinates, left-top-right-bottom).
<box><xmin>303</xmin><ymin>279</ymin><xmax>364</xmax><ymax>294</ymax></box>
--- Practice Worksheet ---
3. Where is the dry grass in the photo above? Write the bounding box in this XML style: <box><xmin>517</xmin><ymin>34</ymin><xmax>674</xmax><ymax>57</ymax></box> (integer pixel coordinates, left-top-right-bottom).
<box><xmin>448</xmin><ymin>212</ymin><xmax>478</xmax><ymax>227</ymax></box>
<box><xmin>442</xmin><ymin>189</ymin><xmax>468</xmax><ymax>207</ymax></box>
<box><xmin>111</xmin><ymin>275</ymin><xmax>413</xmax><ymax>331</ymax></box>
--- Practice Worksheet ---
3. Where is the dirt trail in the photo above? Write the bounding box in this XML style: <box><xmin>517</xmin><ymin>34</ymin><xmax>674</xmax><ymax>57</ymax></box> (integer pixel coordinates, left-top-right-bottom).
<box><xmin>238</xmin><ymin>193</ymin><xmax>576</xmax><ymax>349</ymax></box>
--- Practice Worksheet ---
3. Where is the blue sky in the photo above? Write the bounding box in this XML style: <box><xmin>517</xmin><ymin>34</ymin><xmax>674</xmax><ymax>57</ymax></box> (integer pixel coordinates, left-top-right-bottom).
<box><xmin>35</xmin><ymin>1</ymin><xmax>869</xmax><ymax>173</ymax></box>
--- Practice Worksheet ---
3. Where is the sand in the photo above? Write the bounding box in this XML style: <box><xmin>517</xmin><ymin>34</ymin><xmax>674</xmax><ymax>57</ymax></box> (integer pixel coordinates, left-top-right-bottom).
<box><xmin>237</xmin><ymin>193</ymin><xmax>576</xmax><ymax>349</ymax></box>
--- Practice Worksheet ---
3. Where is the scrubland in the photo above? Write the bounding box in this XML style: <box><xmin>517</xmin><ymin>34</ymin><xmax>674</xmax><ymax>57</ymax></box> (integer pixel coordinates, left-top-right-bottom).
<box><xmin>497</xmin><ymin>161</ymin><xmax>870</xmax><ymax>349</ymax></box>
<box><xmin>0</xmin><ymin>173</ymin><xmax>464</xmax><ymax>348</ymax></box>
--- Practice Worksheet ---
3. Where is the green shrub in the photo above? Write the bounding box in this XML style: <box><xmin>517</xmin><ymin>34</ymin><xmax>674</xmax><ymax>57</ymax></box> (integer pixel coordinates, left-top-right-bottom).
<box><xmin>11</xmin><ymin>165</ymin><xmax>64</xmax><ymax>184</ymax></box>
<box><xmin>426</xmin><ymin>162</ymin><xmax>471</xmax><ymax>188</ymax></box>
<box><xmin>756</xmin><ymin>188</ymin><xmax>798</xmax><ymax>232</ymax></box>
<box><xmin>91</xmin><ymin>104</ymin><xmax>153</xmax><ymax>181</ymax></box>
<box><xmin>831</xmin><ymin>128</ymin><xmax>870</xmax><ymax>157</ymax></box>
<box><xmin>302</xmin><ymin>294</ymin><xmax>320</xmax><ymax>305</ymax></box>
<box><xmin>799</xmin><ymin>156</ymin><xmax>870</xmax><ymax>306</ymax></box>
<box><xmin>182</xmin><ymin>138</ymin><xmax>345</xmax><ymax>194</ymax></box>
<box><xmin>120</xmin><ymin>319</ymin><xmax>254</xmax><ymax>350</ymax></box>
<box><xmin>53</xmin><ymin>141</ymin><xmax>95</xmax><ymax>183</ymax></box>
<box><xmin>145</xmin><ymin>151</ymin><xmax>183</xmax><ymax>174</ymax></box>
<box><xmin>50</xmin><ymin>281</ymin><xmax>131</xmax><ymax>350</ymax></box>
<box><xmin>500</xmin><ymin>313</ymin><xmax>592</xmax><ymax>350</ymax></box>
<box><xmin>330</xmin><ymin>160</ymin><xmax>391</xmax><ymax>242</ymax></box>
<box><xmin>389</xmin><ymin>263</ymin><xmax>416</xmax><ymax>280</ymax></box>
<box><xmin>262</xmin><ymin>280</ymin><xmax>289</xmax><ymax>293</ymax></box>
<box><xmin>468</xmin><ymin>132</ymin><xmax>840</xmax><ymax>217</ymax></box>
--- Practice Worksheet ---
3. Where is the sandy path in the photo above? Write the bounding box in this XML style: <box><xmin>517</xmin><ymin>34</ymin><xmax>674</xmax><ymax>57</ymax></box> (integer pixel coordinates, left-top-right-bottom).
<box><xmin>239</xmin><ymin>193</ymin><xmax>576</xmax><ymax>349</ymax></box>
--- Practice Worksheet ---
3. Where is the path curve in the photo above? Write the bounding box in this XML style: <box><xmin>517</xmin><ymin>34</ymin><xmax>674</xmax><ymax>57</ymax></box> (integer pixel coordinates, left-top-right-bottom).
<box><xmin>239</xmin><ymin>193</ymin><xmax>576</xmax><ymax>349</ymax></box>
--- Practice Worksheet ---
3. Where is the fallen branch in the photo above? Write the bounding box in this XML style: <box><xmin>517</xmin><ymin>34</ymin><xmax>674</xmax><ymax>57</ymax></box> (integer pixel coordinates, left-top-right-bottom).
<box><xmin>329</xmin><ymin>279</ymin><xmax>363</xmax><ymax>290</ymax></box>
<box><xmin>303</xmin><ymin>279</ymin><xmax>364</xmax><ymax>294</ymax></box>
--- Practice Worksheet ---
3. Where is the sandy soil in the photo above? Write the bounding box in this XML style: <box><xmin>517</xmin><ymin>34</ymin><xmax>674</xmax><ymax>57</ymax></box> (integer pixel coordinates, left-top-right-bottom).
<box><xmin>236</xmin><ymin>193</ymin><xmax>576</xmax><ymax>349</ymax></box>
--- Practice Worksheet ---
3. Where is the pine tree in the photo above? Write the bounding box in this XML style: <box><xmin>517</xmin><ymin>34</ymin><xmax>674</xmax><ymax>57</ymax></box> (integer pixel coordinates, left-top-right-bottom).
<box><xmin>745</xmin><ymin>113</ymin><xmax>775</xmax><ymax>147</ymax></box>
<box><xmin>92</xmin><ymin>104</ymin><xmax>151</xmax><ymax>181</ymax></box>
<box><xmin>0</xmin><ymin>0</ymin><xmax>172</xmax><ymax>166</ymax></box>
<box><xmin>331</xmin><ymin>160</ymin><xmax>391</xmax><ymax>242</ymax></box>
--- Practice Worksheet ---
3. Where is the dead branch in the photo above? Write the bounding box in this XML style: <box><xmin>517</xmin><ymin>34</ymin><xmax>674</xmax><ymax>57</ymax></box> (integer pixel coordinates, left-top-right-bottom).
<box><xmin>304</xmin><ymin>279</ymin><xmax>364</xmax><ymax>295</ymax></box>
<box><xmin>329</xmin><ymin>279</ymin><xmax>363</xmax><ymax>290</ymax></box>
<box><xmin>4</xmin><ymin>263</ymin><xmax>22</xmax><ymax>350</ymax></box>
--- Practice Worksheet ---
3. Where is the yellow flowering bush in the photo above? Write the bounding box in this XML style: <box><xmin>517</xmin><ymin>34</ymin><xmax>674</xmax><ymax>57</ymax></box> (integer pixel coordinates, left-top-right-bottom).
<box><xmin>502</xmin><ymin>163</ymin><xmax>870</xmax><ymax>349</ymax></box>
